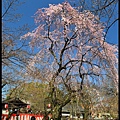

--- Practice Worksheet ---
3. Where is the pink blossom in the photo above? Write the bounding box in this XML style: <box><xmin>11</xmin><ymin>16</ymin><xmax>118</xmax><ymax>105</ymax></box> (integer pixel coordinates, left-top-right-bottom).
<box><xmin>21</xmin><ymin>2</ymin><xmax>118</xmax><ymax>93</ymax></box>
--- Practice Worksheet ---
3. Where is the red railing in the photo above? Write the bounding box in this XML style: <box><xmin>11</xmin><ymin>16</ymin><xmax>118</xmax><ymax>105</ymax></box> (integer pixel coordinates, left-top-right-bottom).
<box><xmin>2</xmin><ymin>113</ymin><xmax>44</xmax><ymax>120</ymax></box>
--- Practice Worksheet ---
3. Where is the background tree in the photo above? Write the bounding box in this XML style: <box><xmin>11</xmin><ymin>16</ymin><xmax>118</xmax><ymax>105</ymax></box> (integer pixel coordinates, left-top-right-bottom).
<box><xmin>97</xmin><ymin>75</ymin><xmax>118</xmax><ymax>118</ymax></box>
<box><xmin>21</xmin><ymin>2</ymin><xmax>118</xmax><ymax>119</ymax></box>
<box><xmin>7</xmin><ymin>82</ymin><xmax>49</xmax><ymax>113</ymax></box>
<box><xmin>2</xmin><ymin>0</ymin><xmax>33</xmax><ymax>99</ymax></box>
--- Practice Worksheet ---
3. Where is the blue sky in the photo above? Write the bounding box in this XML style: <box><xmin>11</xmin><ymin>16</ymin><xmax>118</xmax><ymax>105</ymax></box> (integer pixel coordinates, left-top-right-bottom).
<box><xmin>13</xmin><ymin>0</ymin><xmax>65</xmax><ymax>29</ymax></box>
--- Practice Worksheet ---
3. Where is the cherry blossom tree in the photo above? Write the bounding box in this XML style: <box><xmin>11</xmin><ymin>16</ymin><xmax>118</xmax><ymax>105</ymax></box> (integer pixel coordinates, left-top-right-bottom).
<box><xmin>21</xmin><ymin>2</ymin><xmax>118</xmax><ymax>119</ymax></box>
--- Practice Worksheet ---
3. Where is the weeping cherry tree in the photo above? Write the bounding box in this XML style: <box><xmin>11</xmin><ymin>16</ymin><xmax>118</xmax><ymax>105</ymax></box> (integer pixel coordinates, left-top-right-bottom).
<box><xmin>21</xmin><ymin>2</ymin><xmax>118</xmax><ymax>119</ymax></box>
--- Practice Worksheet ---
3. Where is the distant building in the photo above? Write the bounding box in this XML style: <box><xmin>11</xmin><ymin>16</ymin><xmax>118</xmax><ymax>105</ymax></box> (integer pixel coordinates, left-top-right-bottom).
<box><xmin>2</xmin><ymin>97</ymin><xmax>30</xmax><ymax>114</ymax></box>
<box><xmin>62</xmin><ymin>102</ymin><xmax>85</xmax><ymax>119</ymax></box>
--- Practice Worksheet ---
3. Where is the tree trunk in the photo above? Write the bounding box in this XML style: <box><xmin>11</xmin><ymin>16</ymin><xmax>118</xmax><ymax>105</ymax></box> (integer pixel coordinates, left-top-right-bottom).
<box><xmin>52</xmin><ymin>105</ymin><xmax>62</xmax><ymax>120</ymax></box>
<box><xmin>83</xmin><ymin>110</ymin><xmax>89</xmax><ymax>120</ymax></box>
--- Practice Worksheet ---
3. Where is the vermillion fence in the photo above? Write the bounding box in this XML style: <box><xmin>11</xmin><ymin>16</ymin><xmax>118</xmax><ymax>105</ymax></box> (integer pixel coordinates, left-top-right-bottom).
<box><xmin>2</xmin><ymin>114</ymin><xmax>44</xmax><ymax>120</ymax></box>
